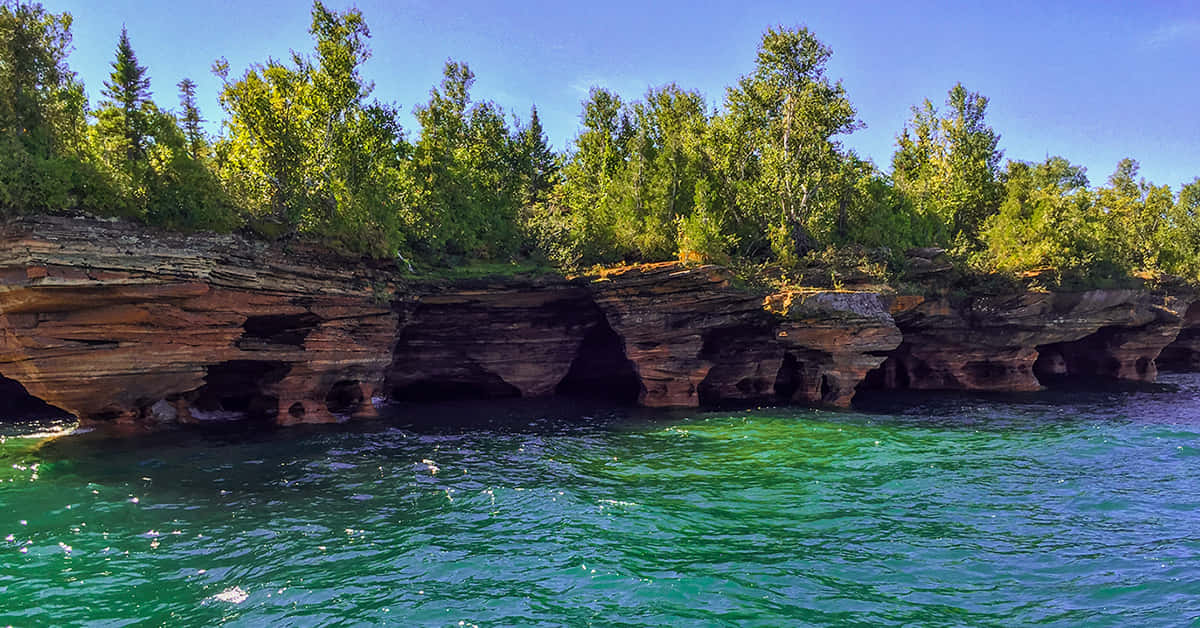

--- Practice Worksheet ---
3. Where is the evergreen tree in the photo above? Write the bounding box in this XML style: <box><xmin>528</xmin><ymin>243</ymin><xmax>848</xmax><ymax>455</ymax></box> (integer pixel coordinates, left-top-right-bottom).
<box><xmin>176</xmin><ymin>77</ymin><xmax>204</xmax><ymax>159</ymax></box>
<box><xmin>100</xmin><ymin>26</ymin><xmax>151</xmax><ymax>162</ymax></box>
<box><xmin>520</xmin><ymin>105</ymin><xmax>558</xmax><ymax>206</ymax></box>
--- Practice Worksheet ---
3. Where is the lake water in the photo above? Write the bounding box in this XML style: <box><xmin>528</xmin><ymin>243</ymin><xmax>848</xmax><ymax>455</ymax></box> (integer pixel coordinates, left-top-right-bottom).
<box><xmin>3</xmin><ymin>374</ymin><xmax>1200</xmax><ymax>626</ymax></box>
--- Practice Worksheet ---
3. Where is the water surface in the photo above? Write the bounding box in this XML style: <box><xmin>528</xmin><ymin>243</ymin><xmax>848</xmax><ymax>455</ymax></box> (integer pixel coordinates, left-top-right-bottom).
<box><xmin>2</xmin><ymin>375</ymin><xmax>1200</xmax><ymax>626</ymax></box>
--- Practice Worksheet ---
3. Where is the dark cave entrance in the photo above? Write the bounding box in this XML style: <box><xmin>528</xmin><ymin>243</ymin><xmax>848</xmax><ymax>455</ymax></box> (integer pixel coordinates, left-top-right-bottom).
<box><xmin>192</xmin><ymin>360</ymin><xmax>289</xmax><ymax>420</ymax></box>
<box><xmin>0</xmin><ymin>374</ymin><xmax>73</xmax><ymax>422</ymax></box>
<box><xmin>325</xmin><ymin>379</ymin><xmax>365</xmax><ymax>416</ymax></box>
<box><xmin>555</xmin><ymin>316</ymin><xmax>642</xmax><ymax>405</ymax></box>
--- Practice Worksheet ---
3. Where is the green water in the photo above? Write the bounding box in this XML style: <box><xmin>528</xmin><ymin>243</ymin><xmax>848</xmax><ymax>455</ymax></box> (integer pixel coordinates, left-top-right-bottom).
<box><xmin>3</xmin><ymin>375</ymin><xmax>1200</xmax><ymax>626</ymax></box>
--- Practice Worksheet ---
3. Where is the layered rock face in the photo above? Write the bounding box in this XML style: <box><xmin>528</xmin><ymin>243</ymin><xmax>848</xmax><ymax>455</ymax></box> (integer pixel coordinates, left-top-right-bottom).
<box><xmin>869</xmin><ymin>290</ymin><xmax>1188</xmax><ymax>391</ymax></box>
<box><xmin>0</xmin><ymin>215</ymin><xmax>398</xmax><ymax>427</ymax></box>
<box><xmin>1159</xmin><ymin>302</ymin><xmax>1200</xmax><ymax>371</ymax></box>
<box><xmin>387</xmin><ymin>280</ymin><xmax>610</xmax><ymax>401</ymax></box>
<box><xmin>2</xmin><ymin>215</ymin><xmax>1198</xmax><ymax>432</ymax></box>
<box><xmin>585</xmin><ymin>264</ymin><xmax>902</xmax><ymax>408</ymax></box>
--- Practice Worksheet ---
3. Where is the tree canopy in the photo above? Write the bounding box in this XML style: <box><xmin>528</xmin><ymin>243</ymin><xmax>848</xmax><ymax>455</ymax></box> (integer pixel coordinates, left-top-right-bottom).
<box><xmin>2</xmin><ymin>0</ymin><xmax>1198</xmax><ymax>286</ymax></box>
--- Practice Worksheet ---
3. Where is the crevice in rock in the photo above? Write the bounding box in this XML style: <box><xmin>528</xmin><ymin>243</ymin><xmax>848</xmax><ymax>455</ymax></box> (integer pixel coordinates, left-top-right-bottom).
<box><xmin>857</xmin><ymin>348</ymin><xmax>914</xmax><ymax>391</ymax></box>
<box><xmin>555</xmin><ymin>316</ymin><xmax>642</xmax><ymax>405</ymax></box>
<box><xmin>238</xmin><ymin>312</ymin><xmax>322</xmax><ymax>348</ymax></box>
<box><xmin>820</xmin><ymin>374</ymin><xmax>839</xmax><ymax>404</ymax></box>
<box><xmin>192</xmin><ymin>360</ymin><xmax>288</xmax><ymax>421</ymax></box>
<box><xmin>773</xmin><ymin>352</ymin><xmax>802</xmax><ymax>400</ymax></box>
<box><xmin>0</xmin><ymin>373</ymin><xmax>73</xmax><ymax>422</ymax></box>
<box><xmin>772</xmin><ymin>349</ymin><xmax>834</xmax><ymax>404</ymax></box>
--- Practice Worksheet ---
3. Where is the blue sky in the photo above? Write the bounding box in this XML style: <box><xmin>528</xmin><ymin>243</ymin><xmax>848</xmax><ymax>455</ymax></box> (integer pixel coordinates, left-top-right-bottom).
<box><xmin>49</xmin><ymin>0</ymin><xmax>1200</xmax><ymax>188</ymax></box>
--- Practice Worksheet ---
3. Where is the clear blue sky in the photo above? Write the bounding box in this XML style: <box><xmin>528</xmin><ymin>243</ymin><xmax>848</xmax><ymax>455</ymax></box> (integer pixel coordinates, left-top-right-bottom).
<box><xmin>49</xmin><ymin>0</ymin><xmax>1200</xmax><ymax>188</ymax></box>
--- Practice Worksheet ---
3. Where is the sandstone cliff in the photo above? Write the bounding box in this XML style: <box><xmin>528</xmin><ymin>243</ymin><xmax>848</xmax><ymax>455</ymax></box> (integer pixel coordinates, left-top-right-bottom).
<box><xmin>1</xmin><ymin>215</ymin><xmax>1198</xmax><ymax>430</ymax></box>
<box><xmin>867</xmin><ymin>291</ymin><xmax>1190</xmax><ymax>392</ymax></box>
<box><xmin>0</xmin><ymin>215</ymin><xmax>398</xmax><ymax>426</ymax></box>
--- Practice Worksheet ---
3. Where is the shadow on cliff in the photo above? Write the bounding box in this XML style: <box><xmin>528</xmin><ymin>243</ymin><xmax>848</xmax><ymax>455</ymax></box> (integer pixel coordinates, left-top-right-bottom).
<box><xmin>0</xmin><ymin>374</ymin><xmax>74</xmax><ymax>424</ymax></box>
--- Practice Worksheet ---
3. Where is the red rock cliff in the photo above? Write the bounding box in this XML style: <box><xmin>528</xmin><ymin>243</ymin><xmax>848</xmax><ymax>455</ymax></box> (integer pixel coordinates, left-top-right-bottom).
<box><xmin>1</xmin><ymin>215</ymin><xmax>1198</xmax><ymax>431</ymax></box>
<box><xmin>869</xmin><ymin>290</ymin><xmax>1189</xmax><ymax>392</ymax></box>
<box><xmin>0</xmin><ymin>215</ymin><xmax>398</xmax><ymax>427</ymax></box>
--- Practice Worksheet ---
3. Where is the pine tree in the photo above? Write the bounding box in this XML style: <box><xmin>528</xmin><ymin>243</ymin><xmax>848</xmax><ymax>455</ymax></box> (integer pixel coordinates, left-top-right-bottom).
<box><xmin>177</xmin><ymin>77</ymin><xmax>204</xmax><ymax>159</ymax></box>
<box><xmin>521</xmin><ymin>105</ymin><xmax>558</xmax><ymax>206</ymax></box>
<box><xmin>100</xmin><ymin>26</ymin><xmax>151</xmax><ymax>161</ymax></box>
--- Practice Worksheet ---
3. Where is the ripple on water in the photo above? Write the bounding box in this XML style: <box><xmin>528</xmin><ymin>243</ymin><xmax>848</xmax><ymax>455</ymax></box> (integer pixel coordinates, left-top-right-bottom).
<box><xmin>2</xmin><ymin>376</ymin><xmax>1200</xmax><ymax>624</ymax></box>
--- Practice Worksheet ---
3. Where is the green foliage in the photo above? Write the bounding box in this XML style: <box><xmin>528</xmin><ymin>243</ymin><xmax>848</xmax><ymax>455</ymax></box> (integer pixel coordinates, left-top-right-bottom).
<box><xmin>549</xmin><ymin>84</ymin><xmax>720</xmax><ymax>267</ymax></box>
<box><xmin>2</xmin><ymin>3</ymin><xmax>1199</xmax><ymax>291</ymax></box>
<box><xmin>980</xmin><ymin>157</ymin><xmax>1200</xmax><ymax>285</ymax></box>
<box><xmin>721</xmin><ymin>26</ymin><xmax>863</xmax><ymax>263</ymax></box>
<box><xmin>0</xmin><ymin>0</ymin><xmax>104</xmax><ymax>215</ymax></box>
<box><xmin>409</xmin><ymin>60</ymin><xmax>526</xmax><ymax>260</ymax></box>
<box><xmin>893</xmin><ymin>82</ymin><xmax>1003</xmax><ymax>245</ymax></box>
<box><xmin>517</xmin><ymin>105</ymin><xmax>558</xmax><ymax>207</ymax></box>
<box><xmin>100</xmin><ymin>26</ymin><xmax>151</xmax><ymax>163</ymax></box>
<box><xmin>215</xmin><ymin>1</ymin><xmax>411</xmax><ymax>254</ymax></box>
<box><xmin>1160</xmin><ymin>178</ymin><xmax>1200</xmax><ymax>280</ymax></box>
<box><xmin>176</xmin><ymin>78</ymin><xmax>205</xmax><ymax>160</ymax></box>
<box><xmin>980</xmin><ymin>157</ymin><xmax>1104</xmax><ymax>274</ymax></box>
<box><xmin>87</xmin><ymin>27</ymin><xmax>235</xmax><ymax>230</ymax></box>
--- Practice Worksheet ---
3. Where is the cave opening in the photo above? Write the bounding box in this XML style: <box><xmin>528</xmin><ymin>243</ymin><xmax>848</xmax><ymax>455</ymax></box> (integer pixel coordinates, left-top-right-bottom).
<box><xmin>192</xmin><ymin>360</ymin><xmax>288</xmax><ymax>420</ymax></box>
<box><xmin>774</xmin><ymin>352</ymin><xmax>802</xmax><ymax>400</ymax></box>
<box><xmin>555</xmin><ymin>316</ymin><xmax>642</xmax><ymax>405</ymax></box>
<box><xmin>857</xmin><ymin>357</ymin><xmax>905</xmax><ymax>391</ymax></box>
<box><xmin>0</xmin><ymin>373</ymin><xmax>73</xmax><ymax>422</ymax></box>
<box><xmin>1034</xmin><ymin>328</ymin><xmax>1125</xmax><ymax>386</ymax></box>
<box><xmin>1159</xmin><ymin>303</ymin><xmax>1200</xmax><ymax>372</ymax></box>
<box><xmin>325</xmin><ymin>380</ymin><xmax>365</xmax><ymax>416</ymax></box>
<box><xmin>696</xmin><ymin>325</ymin><xmax>779</xmax><ymax>406</ymax></box>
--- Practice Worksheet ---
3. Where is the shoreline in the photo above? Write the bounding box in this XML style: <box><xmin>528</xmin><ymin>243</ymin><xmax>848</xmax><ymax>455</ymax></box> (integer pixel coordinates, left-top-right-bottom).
<box><xmin>2</xmin><ymin>214</ymin><xmax>1198</xmax><ymax>434</ymax></box>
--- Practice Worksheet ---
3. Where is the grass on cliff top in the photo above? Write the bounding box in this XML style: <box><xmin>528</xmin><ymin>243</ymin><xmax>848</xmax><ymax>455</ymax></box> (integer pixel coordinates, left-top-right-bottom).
<box><xmin>400</xmin><ymin>257</ymin><xmax>561</xmax><ymax>282</ymax></box>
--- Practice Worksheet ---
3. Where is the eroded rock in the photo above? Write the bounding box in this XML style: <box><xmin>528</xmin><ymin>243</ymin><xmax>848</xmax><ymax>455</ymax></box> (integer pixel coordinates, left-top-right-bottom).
<box><xmin>0</xmin><ymin>215</ymin><xmax>397</xmax><ymax>427</ymax></box>
<box><xmin>870</xmin><ymin>290</ymin><xmax>1189</xmax><ymax>392</ymax></box>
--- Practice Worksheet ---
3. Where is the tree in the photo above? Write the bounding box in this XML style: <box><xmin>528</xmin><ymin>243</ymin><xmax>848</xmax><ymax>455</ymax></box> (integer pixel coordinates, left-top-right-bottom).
<box><xmin>411</xmin><ymin>60</ymin><xmax>524</xmax><ymax>258</ymax></box>
<box><xmin>0</xmin><ymin>1</ymin><xmax>102</xmax><ymax>214</ymax></box>
<box><xmin>216</xmin><ymin>1</ymin><xmax>413</xmax><ymax>254</ymax></box>
<box><xmin>980</xmin><ymin>157</ymin><xmax>1101</xmax><ymax>274</ymax></box>
<box><xmin>893</xmin><ymin>82</ymin><xmax>1003</xmax><ymax>245</ymax></box>
<box><xmin>722</xmin><ymin>26</ymin><xmax>862</xmax><ymax>263</ymax></box>
<box><xmin>1160</xmin><ymin>178</ymin><xmax>1200</xmax><ymax>280</ymax></box>
<box><xmin>176</xmin><ymin>77</ymin><xmax>205</xmax><ymax>159</ymax></box>
<box><xmin>518</xmin><ymin>105</ymin><xmax>558</xmax><ymax>207</ymax></box>
<box><xmin>100</xmin><ymin>26</ymin><xmax>151</xmax><ymax>162</ymax></box>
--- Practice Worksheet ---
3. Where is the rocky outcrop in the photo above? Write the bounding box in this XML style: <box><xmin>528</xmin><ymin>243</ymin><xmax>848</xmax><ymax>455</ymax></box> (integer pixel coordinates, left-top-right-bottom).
<box><xmin>585</xmin><ymin>264</ymin><xmax>902</xmax><ymax>408</ymax></box>
<box><xmin>387</xmin><ymin>280</ymin><xmax>605</xmax><ymax>401</ymax></box>
<box><xmin>866</xmin><ymin>290</ymin><xmax>1189</xmax><ymax>392</ymax></box>
<box><xmin>2</xmin><ymin>214</ymin><xmax>1199</xmax><ymax>432</ymax></box>
<box><xmin>0</xmin><ymin>217</ymin><xmax>903</xmax><ymax>429</ymax></box>
<box><xmin>1158</xmin><ymin>302</ymin><xmax>1200</xmax><ymax>371</ymax></box>
<box><xmin>0</xmin><ymin>215</ymin><xmax>398</xmax><ymax>427</ymax></box>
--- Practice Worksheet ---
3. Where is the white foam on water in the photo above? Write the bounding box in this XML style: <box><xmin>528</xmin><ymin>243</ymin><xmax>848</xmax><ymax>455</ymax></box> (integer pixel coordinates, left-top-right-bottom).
<box><xmin>210</xmin><ymin>586</ymin><xmax>249</xmax><ymax>604</ymax></box>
